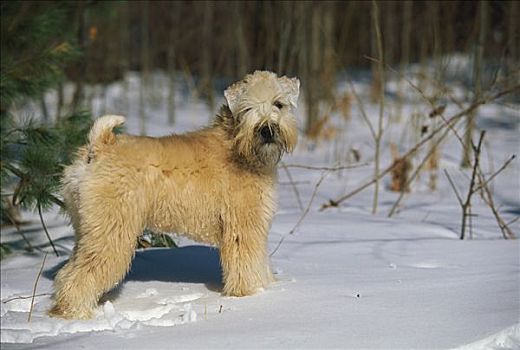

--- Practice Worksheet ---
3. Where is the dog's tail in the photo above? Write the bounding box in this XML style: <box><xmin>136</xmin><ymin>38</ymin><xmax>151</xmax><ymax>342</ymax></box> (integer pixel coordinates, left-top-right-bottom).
<box><xmin>88</xmin><ymin>115</ymin><xmax>126</xmax><ymax>155</ymax></box>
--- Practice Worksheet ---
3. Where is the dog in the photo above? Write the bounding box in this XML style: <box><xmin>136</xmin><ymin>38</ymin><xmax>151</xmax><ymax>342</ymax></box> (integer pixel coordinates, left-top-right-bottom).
<box><xmin>49</xmin><ymin>70</ymin><xmax>300</xmax><ymax>319</ymax></box>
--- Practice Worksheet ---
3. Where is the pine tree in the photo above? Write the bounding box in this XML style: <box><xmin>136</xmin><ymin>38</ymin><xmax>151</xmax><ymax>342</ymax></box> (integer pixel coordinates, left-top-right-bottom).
<box><xmin>1</xmin><ymin>2</ymin><xmax>91</xmax><ymax>257</ymax></box>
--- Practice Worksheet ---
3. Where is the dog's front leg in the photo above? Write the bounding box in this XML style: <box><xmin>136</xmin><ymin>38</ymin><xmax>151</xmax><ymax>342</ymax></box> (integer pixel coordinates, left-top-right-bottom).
<box><xmin>219</xmin><ymin>215</ymin><xmax>273</xmax><ymax>297</ymax></box>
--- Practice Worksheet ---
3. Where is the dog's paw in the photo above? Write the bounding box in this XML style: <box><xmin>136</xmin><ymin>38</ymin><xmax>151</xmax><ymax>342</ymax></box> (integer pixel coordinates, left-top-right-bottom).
<box><xmin>48</xmin><ymin>304</ymin><xmax>94</xmax><ymax>320</ymax></box>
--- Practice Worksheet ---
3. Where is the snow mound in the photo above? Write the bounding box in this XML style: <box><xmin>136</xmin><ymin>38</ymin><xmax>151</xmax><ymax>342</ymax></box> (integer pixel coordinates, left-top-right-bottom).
<box><xmin>0</xmin><ymin>282</ymin><xmax>203</xmax><ymax>344</ymax></box>
<box><xmin>454</xmin><ymin>323</ymin><xmax>520</xmax><ymax>350</ymax></box>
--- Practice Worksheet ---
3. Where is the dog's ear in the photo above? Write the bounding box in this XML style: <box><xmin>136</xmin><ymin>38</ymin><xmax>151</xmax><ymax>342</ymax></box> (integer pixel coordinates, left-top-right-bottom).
<box><xmin>278</xmin><ymin>76</ymin><xmax>300</xmax><ymax>108</ymax></box>
<box><xmin>224</xmin><ymin>80</ymin><xmax>247</xmax><ymax>116</ymax></box>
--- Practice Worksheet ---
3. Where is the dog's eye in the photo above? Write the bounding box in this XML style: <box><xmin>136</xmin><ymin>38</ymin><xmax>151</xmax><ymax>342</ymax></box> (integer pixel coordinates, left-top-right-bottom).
<box><xmin>274</xmin><ymin>101</ymin><xmax>284</xmax><ymax>109</ymax></box>
<box><xmin>244</xmin><ymin>107</ymin><xmax>252</xmax><ymax>113</ymax></box>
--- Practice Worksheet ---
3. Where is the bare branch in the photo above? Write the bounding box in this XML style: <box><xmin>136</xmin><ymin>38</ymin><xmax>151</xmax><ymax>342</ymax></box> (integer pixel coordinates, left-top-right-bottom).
<box><xmin>320</xmin><ymin>85</ymin><xmax>520</xmax><ymax>211</ymax></box>
<box><xmin>460</xmin><ymin>130</ymin><xmax>486</xmax><ymax>239</ymax></box>
<box><xmin>280</xmin><ymin>162</ymin><xmax>304</xmax><ymax>211</ymax></box>
<box><xmin>281</xmin><ymin>162</ymin><xmax>369</xmax><ymax>171</ymax></box>
<box><xmin>2</xmin><ymin>293</ymin><xmax>51</xmax><ymax>304</ymax></box>
<box><xmin>506</xmin><ymin>216</ymin><xmax>519</xmax><ymax>227</ymax></box>
<box><xmin>472</xmin><ymin>154</ymin><xmax>516</xmax><ymax>194</ymax></box>
<box><xmin>271</xmin><ymin>172</ymin><xmax>328</xmax><ymax>257</ymax></box>
<box><xmin>475</xmin><ymin>164</ymin><xmax>516</xmax><ymax>239</ymax></box>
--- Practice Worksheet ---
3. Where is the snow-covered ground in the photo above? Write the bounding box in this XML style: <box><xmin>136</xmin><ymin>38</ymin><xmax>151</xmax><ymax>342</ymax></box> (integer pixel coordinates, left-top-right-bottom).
<box><xmin>1</xmin><ymin>69</ymin><xmax>519</xmax><ymax>349</ymax></box>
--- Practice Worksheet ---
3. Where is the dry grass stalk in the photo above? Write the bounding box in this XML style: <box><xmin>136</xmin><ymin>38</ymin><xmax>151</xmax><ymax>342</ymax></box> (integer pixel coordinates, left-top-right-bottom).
<box><xmin>28</xmin><ymin>252</ymin><xmax>48</xmax><ymax>322</ymax></box>
<box><xmin>388</xmin><ymin>133</ymin><xmax>449</xmax><ymax>217</ymax></box>
<box><xmin>389</xmin><ymin>144</ymin><xmax>412</xmax><ymax>193</ymax></box>
<box><xmin>427</xmin><ymin>143</ymin><xmax>439</xmax><ymax>191</ymax></box>
<box><xmin>335</xmin><ymin>92</ymin><xmax>352</xmax><ymax>121</ymax></box>
<box><xmin>305</xmin><ymin>114</ymin><xmax>338</xmax><ymax>143</ymax></box>
<box><xmin>371</xmin><ymin>0</ymin><xmax>385</xmax><ymax>215</ymax></box>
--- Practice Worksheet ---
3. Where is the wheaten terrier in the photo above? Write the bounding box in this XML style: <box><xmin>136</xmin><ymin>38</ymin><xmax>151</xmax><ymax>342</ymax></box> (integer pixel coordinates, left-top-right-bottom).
<box><xmin>49</xmin><ymin>70</ymin><xmax>300</xmax><ymax>319</ymax></box>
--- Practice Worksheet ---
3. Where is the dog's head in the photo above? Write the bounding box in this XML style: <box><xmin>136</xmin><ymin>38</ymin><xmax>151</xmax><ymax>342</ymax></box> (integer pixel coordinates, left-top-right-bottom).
<box><xmin>220</xmin><ymin>70</ymin><xmax>299</xmax><ymax>170</ymax></box>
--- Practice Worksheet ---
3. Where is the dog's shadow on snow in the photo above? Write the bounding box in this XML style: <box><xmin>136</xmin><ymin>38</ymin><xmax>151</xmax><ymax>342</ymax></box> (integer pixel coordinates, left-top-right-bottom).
<box><xmin>127</xmin><ymin>245</ymin><xmax>223</xmax><ymax>289</ymax></box>
<box><xmin>45</xmin><ymin>245</ymin><xmax>223</xmax><ymax>294</ymax></box>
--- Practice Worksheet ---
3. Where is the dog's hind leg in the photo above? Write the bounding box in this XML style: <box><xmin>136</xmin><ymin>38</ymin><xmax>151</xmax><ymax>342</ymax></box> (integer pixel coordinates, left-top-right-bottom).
<box><xmin>49</xmin><ymin>190</ymin><xmax>144</xmax><ymax>319</ymax></box>
<box><xmin>61</xmin><ymin>162</ymin><xmax>86</xmax><ymax>243</ymax></box>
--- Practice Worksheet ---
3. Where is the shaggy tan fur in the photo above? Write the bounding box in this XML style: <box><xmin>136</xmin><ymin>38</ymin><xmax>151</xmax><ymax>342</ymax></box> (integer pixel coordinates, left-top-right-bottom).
<box><xmin>49</xmin><ymin>71</ymin><xmax>300</xmax><ymax>319</ymax></box>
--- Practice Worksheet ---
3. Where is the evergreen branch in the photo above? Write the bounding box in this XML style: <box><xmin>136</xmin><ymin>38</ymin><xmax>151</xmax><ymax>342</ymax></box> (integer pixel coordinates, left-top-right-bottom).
<box><xmin>49</xmin><ymin>194</ymin><xmax>65</xmax><ymax>209</ymax></box>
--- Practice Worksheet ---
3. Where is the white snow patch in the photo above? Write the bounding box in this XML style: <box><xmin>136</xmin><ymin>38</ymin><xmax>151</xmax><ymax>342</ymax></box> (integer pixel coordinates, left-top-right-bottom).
<box><xmin>454</xmin><ymin>323</ymin><xmax>520</xmax><ymax>350</ymax></box>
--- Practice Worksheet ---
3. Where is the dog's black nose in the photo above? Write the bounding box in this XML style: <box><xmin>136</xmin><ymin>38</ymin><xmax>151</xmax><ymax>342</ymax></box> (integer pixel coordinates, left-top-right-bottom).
<box><xmin>260</xmin><ymin>125</ymin><xmax>274</xmax><ymax>143</ymax></box>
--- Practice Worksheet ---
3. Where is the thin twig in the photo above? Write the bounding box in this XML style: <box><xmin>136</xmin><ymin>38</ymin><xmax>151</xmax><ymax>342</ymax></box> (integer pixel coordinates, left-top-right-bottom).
<box><xmin>2</xmin><ymin>293</ymin><xmax>52</xmax><ymax>304</ymax></box>
<box><xmin>473</xmin><ymin>155</ymin><xmax>516</xmax><ymax>193</ymax></box>
<box><xmin>37</xmin><ymin>202</ymin><xmax>59</xmax><ymax>257</ymax></box>
<box><xmin>281</xmin><ymin>162</ymin><xmax>369</xmax><ymax>171</ymax></box>
<box><xmin>280</xmin><ymin>162</ymin><xmax>304</xmax><ymax>211</ymax></box>
<box><xmin>475</xmin><ymin>164</ymin><xmax>516</xmax><ymax>239</ymax></box>
<box><xmin>28</xmin><ymin>252</ymin><xmax>48</xmax><ymax>322</ymax></box>
<box><xmin>505</xmin><ymin>216</ymin><xmax>519</xmax><ymax>227</ymax></box>
<box><xmin>347</xmin><ymin>78</ymin><xmax>376</xmax><ymax>140</ymax></box>
<box><xmin>483</xmin><ymin>138</ymin><xmax>495</xmax><ymax>194</ymax></box>
<box><xmin>279</xmin><ymin>180</ymin><xmax>311</xmax><ymax>186</ymax></box>
<box><xmin>444</xmin><ymin>170</ymin><xmax>464</xmax><ymax>207</ymax></box>
<box><xmin>270</xmin><ymin>172</ymin><xmax>328</xmax><ymax>257</ymax></box>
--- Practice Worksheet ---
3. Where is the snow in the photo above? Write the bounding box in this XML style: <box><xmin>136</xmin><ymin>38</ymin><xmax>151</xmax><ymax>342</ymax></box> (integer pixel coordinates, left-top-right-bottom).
<box><xmin>1</xmin><ymin>69</ymin><xmax>519</xmax><ymax>349</ymax></box>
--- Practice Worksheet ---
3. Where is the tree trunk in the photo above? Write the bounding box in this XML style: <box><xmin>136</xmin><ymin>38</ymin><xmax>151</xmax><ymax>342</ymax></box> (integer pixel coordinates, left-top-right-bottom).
<box><xmin>119</xmin><ymin>1</ymin><xmax>130</xmax><ymax>114</ymax></box>
<box><xmin>276</xmin><ymin>1</ymin><xmax>293</xmax><ymax>75</ymax></box>
<box><xmin>139</xmin><ymin>1</ymin><xmax>150</xmax><ymax>135</ymax></box>
<box><xmin>395</xmin><ymin>1</ymin><xmax>412</xmax><ymax>121</ymax></box>
<box><xmin>234</xmin><ymin>1</ymin><xmax>249</xmax><ymax>78</ymax></box>
<box><xmin>507</xmin><ymin>0</ymin><xmax>519</xmax><ymax>96</ymax></box>
<box><xmin>167</xmin><ymin>2</ymin><xmax>180</xmax><ymax>125</ymax></box>
<box><xmin>304</xmin><ymin>2</ymin><xmax>321</xmax><ymax>134</ymax></box>
<box><xmin>200</xmin><ymin>1</ymin><xmax>215</xmax><ymax>118</ymax></box>
<box><xmin>71</xmin><ymin>3</ymin><xmax>86</xmax><ymax>113</ymax></box>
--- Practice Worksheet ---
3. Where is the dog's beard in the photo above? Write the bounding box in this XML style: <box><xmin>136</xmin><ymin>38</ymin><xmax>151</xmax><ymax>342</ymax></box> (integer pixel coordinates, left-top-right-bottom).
<box><xmin>254</xmin><ymin>141</ymin><xmax>283</xmax><ymax>168</ymax></box>
<box><xmin>232</xmin><ymin>129</ymin><xmax>284</xmax><ymax>170</ymax></box>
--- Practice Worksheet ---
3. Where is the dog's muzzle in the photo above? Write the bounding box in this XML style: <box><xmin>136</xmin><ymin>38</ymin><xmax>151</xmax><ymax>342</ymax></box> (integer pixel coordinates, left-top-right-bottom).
<box><xmin>259</xmin><ymin>124</ymin><xmax>277</xmax><ymax>144</ymax></box>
